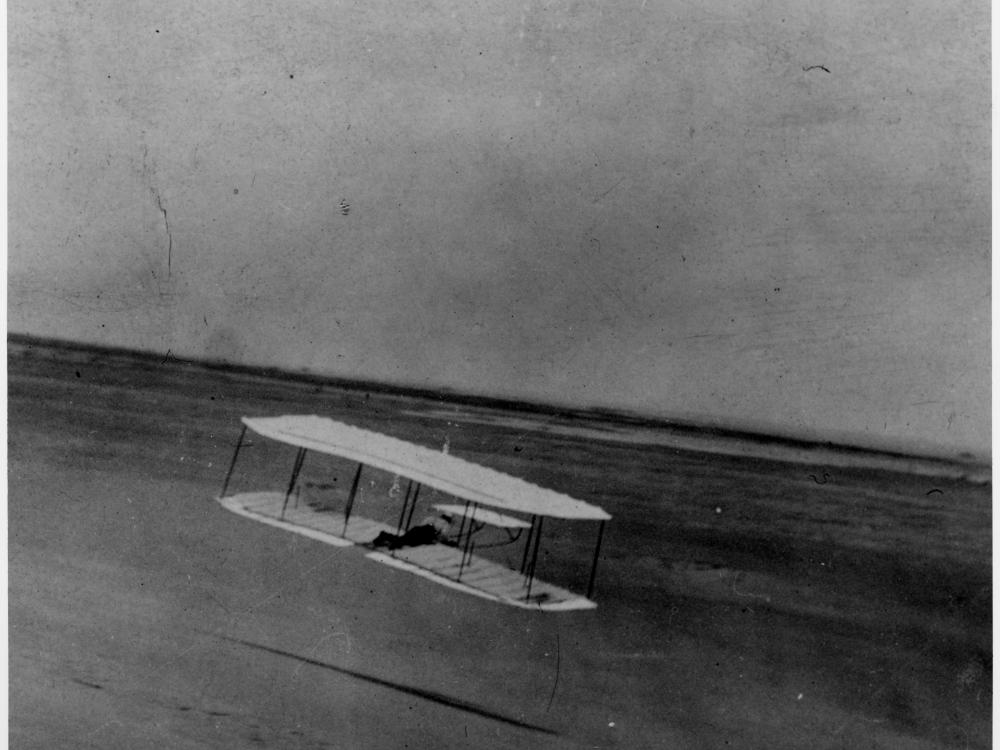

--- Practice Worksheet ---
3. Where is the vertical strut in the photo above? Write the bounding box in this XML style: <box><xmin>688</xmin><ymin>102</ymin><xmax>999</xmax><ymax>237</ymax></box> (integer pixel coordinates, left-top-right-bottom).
<box><xmin>219</xmin><ymin>424</ymin><xmax>247</xmax><ymax>498</ymax></box>
<box><xmin>342</xmin><ymin>462</ymin><xmax>364</xmax><ymax>535</ymax></box>
<box><xmin>281</xmin><ymin>448</ymin><xmax>306</xmax><ymax>520</ymax></box>
<box><xmin>458</xmin><ymin>503</ymin><xmax>477</xmax><ymax>580</ymax></box>
<box><xmin>456</xmin><ymin>501</ymin><xmax>471</xmax><ymax>559</ymax></box>
<box><xmin>396</xmin><ymin>480</ymin><xmax>414</xmax><ymax>534</ymax></box>
<box><xmin>404</xmin><ymin>484</ymin><xmax>421</xmax><ymax>531</ymax></box>
<box><xmin>525</xmin><ymin>516</ymin><xmax>544</xmax><ymax>600</ymax></box>
<box><xmin>520</xmin><ymin>516</ymin><xmax>537</xmax><ymax>574</ymax></box>
<box><xmin>586</xmin><ymin>520</ymin><xmax>606</xmax><ymax>600</ymax></box>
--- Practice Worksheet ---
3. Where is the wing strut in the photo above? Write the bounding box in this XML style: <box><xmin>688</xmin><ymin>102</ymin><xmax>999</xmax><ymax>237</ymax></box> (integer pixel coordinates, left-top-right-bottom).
<box><xmin>457</xmin><ymin>502</ymin><xmax>478</xmax><ymax>580</ymax></box>
<box><xmin>405</xmin><ymin>484</ymin><xmax>421</xmax><ymax>531</ymax></box>
<box><xmin>586</xmin><ymin>520</ymin><xmax>606</xmax><ymax>600</ymax></box>
<box><xmin>280</xmin><ymin>447</ymin><xmax>307</xmax><ymax>520</ymax></box>
<box><xmin>342</xmin><ymin>462</ymin><xmax>364</xmax><ymax>534</ymax></box>
<box><xmin>220</xmin><ymin>424</ymin><xmax>247</xmax><ymax>498</ymax></box>
<box><xmin>520</xmin><ymin>516</ymin><xmax>537</xmax><ymax>574</ymax></box>
<box><xmin>395</xmin><ymin>480</ymin><xmax>421</xmax><ymax>535</ymax></box>
<box><xmin>525</xmin><ymin>515</ymin><xmax>544</xmax><ymax>600</ymax></box>
<box><xmin>455</xmin><ymin>500</ymin><xmax>471</xmax><ymax>551</ymax></box>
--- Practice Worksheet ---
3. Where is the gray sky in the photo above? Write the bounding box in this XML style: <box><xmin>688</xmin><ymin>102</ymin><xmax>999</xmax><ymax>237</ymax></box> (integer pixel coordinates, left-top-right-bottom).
<box><xmin>9</xmin><ymin>0</ymin><xmax>990</xmax><ymax>457</ymax></box>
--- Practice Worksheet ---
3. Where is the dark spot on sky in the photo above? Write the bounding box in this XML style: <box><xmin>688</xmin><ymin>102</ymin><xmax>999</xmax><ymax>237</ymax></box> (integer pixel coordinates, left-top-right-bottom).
<box><xmin>289</xmin><ymin>74</ymin><xmax>294</xmax><ymax>79</ymax></box>
<box><xmin>70</xmin><ymin>678</ymin><xmax>103</xmax><ymax>690</ymax></box>
<box><xmin>233</xmin><ymin>188</ymin><xmax>239</xmax><ymax>194</ymax></box>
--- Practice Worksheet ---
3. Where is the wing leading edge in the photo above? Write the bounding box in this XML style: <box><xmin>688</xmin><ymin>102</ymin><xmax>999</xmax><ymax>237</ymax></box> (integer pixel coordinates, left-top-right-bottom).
<box><xmin>242</xmin><ymin>415</ymin><xmax>611</xmax><ymax>521</ymax></box>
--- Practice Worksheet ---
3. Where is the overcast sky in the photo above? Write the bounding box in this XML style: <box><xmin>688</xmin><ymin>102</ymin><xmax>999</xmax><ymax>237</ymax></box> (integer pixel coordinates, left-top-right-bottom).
<box><xmin>9</xmin><ymin>0</ymin><xmax>989</xmax><ymax>457</ymax></box>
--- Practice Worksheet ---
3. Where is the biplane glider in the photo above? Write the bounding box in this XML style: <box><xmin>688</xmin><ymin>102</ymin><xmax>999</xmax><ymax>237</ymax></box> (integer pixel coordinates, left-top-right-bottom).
<box><xmin>217</xmin><ymin>415</ymin><xmax>611</xmax><ymax>611</ymax></box>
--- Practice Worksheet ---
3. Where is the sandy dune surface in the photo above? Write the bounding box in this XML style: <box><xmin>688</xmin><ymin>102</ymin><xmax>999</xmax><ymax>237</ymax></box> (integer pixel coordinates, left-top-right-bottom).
<box><xmin>9</xmin><ymin>343</ymin><xmax>991</xmax><ymax>748</ymax></box>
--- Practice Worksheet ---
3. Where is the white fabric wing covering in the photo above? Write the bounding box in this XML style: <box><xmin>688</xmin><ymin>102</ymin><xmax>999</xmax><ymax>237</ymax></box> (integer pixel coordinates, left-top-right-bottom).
<box><xmin>431</xmin><ymin>503</ymin><xmax>532</xmax><ymax>529</ymax></box>
<box><xmin>243</xmin><ymin>415</ymin><xmax>611</xmax><ymax>521</ymax></box>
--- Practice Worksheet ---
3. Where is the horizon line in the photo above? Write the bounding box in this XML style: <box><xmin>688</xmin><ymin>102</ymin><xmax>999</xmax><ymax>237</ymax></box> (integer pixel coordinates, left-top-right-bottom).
<box><xmin>7</xmin><ymin>331</ymin><xmax>989</xmax><ymax>470</ymax></box>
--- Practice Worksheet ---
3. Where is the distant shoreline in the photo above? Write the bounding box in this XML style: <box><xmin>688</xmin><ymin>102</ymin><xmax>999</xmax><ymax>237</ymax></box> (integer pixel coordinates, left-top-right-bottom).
<box><xmin>8</xmin><ymin>332</ymin><xmax>989</xmax><ymax>481</ymax></box>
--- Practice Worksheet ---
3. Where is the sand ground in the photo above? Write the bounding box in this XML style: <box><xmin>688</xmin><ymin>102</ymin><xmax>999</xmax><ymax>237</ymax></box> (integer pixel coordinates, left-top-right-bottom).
<box><xmin>8</xmin><ymin>343</ymin><xmax>991</xmax><ymax>748</ymax></box>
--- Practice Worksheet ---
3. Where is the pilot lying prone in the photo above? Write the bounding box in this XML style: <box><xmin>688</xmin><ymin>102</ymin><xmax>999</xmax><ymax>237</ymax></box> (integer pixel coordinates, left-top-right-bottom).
<box><xmin>371</xmin><ymin>513</ymin><xmax>457</xmax><ymax>550</ymax></box>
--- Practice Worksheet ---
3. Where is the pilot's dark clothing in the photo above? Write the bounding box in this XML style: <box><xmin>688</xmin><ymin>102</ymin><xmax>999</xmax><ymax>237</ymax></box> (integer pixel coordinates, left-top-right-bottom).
<box><xmin>372</xmin><ymin>515</ymin><xmax>453</xmax><ymax>550</ymax></box>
